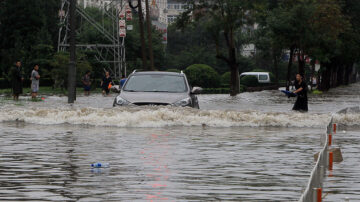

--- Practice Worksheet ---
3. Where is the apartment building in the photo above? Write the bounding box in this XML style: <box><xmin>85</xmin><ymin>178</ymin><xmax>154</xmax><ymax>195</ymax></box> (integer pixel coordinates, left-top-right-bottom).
<box><xmin>78</xmin><ymin>0</ymin><xmax>112</xmax><ymax>9</ymax></box>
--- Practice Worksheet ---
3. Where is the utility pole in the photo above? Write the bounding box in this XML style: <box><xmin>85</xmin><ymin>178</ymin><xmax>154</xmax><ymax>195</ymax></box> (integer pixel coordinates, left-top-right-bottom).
<box><xmin>145</xmin><ymin>0</ymin><xmax>155</xmax><ymax>71</ymax></box>
<box><xmin>68</xmin><ymin>0</ymin><xmax>77</xmax><ymax>103</ymax></box>
<box><xmin>137</xmin><ymin>0</ymin><xmax>148</xmax><ymax>70</ymax></box>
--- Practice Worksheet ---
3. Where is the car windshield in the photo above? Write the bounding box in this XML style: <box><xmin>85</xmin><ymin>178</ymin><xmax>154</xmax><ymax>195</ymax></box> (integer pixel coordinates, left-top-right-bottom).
<box><xmin>123</xmin><ymin>74</ymin><xmax>188</xmax><ymax>93</ymax></box>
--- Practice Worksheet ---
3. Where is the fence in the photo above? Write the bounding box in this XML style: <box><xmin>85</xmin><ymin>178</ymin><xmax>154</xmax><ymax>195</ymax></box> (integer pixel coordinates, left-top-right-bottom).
<box><xmin>298</xmin><ymin>118</ymin><xmax>334</xmax><ymax>202</ymax></box>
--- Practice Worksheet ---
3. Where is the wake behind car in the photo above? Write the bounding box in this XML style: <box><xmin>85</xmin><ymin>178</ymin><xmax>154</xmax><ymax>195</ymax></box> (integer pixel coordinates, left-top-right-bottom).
<box><xmin>113</xmin><ymin>71</ymin><xmax>202</xmax><ymax>108</ymax></box>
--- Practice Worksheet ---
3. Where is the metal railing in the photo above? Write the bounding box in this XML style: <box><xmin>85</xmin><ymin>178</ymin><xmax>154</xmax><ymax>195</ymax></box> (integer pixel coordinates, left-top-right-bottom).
<box><xmin>299</xmin><ymin>118</ymin><xmax>333</xmax><ymax>202</ymax></box>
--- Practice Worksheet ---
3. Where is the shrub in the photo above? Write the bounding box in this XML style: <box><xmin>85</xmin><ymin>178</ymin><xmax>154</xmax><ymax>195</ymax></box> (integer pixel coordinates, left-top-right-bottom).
<box><xmin>166</xmin><ymin>68</ymin><xmax>181</xmax><ymax>73</ymax></box>
<box><xmin>0</xmin><ymin>78</ymin><xmax>10</xmax><ymax>89</ymax></box>
<box><xmin>221</xmin><ymin>72</ymin><xmax>231</xmax><ymax>87</ymax></box>
<box><xmin>40</xmin><ymin>78</ymin><xmax>54</xmax><ymax>87</ymax></box>
<box><xmin>184</xmin><ymin>64</ymin><xmax>220</xmax><ymax>88</ymax></box>
<box><xmin>240</xmin><ymin>75</ymin><xmax>258</xmax><ymax>87</ymax></box>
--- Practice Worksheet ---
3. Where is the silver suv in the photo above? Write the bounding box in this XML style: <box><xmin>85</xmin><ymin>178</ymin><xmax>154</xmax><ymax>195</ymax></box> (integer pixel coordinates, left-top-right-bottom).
<box><xmin>113</xmin><ymin>71</ymin><xmax>202</xmax><ymax>108</ymax></box>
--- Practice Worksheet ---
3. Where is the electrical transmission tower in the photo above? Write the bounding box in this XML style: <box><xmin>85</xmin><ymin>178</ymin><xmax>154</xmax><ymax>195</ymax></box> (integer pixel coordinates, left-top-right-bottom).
<box><xmin>58</xmin><ymin>0</ymin><xmax>130</xmax><ymax>79</ymax></box>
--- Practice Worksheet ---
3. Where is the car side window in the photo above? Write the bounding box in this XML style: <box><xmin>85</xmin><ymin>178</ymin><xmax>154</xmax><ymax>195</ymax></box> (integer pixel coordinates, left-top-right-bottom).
<box><xmin>259</xmin><ymin>74</ymin><xmax>268</xmax><ymax>80</ymax></box>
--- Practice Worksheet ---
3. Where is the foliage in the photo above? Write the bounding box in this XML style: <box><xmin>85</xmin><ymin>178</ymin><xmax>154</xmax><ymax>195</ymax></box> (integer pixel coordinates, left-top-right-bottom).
<box><xmin>184</xmin><ymin>64</ymin><xmax>220</xmax><ymax>88</ymax></box>
<box><xmin>49</xmin><ymin>52</ymin><xmax>92</xmax><ymax>88</ymax></box>
<box><xmin>221</xmin><ymin>72</ymin><xmax>231</xmax><ymax>87</ymax></box>
<box><xmin>0</xmin><ymin>78</ymin><xmax>10</xmax><ymax>89</ymax></box>
<box><xmin>0</xmin><ymin>0</ymin><xmax>60</xmax><ymax>77</ymax></box>
<box><xmin>177</xmin><ymin>0</ymin><xmax>258</xmax><ymax>95</ymax></box>
<box><xmin>240</xmin><ymin>75</ymin><xmax>258</xmax><ymax>87</ymax></box>
<box><xmin>166</xmin><ymin>68</ymin><xmax>181</xmax><ymax>73</ymax></box>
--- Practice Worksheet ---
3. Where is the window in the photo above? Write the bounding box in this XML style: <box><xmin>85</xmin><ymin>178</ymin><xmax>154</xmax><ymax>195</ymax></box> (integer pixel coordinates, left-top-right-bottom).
<box><xmin>259</xmin><ymin>74</ymin><xmax>268</xmax><ymax>81</ymax></box>
<box><xmin>124</xmin><ymin>74</ymin><xmax>188</xmax><ymax>93</ymax></box>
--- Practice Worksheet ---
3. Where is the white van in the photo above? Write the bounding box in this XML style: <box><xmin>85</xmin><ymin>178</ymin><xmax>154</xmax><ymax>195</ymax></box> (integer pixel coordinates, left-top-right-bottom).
<box><xmin>240</xmin><ymin>72</ymin><xmax>271</xmax><ymax>83</ymax></box>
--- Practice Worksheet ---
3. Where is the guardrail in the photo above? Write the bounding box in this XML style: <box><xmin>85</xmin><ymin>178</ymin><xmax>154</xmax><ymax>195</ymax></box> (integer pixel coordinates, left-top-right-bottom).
<box><xmin>299</xmin><ymin>118</ymin><xmax>334</xmax><ymax>202</ymax></box>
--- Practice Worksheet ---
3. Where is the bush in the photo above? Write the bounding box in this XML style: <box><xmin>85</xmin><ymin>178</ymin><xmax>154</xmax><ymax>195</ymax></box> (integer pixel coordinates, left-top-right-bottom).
<box><xmin>240</xmin><ymin>75</ymin><xmax>258</xmax><ymax>87</ymax></box>
<box><xmin>221</xmin><ymin>72</ymin><xmax>231</xmax><ymax>87</ymax></box>
<box><xmin>40</xmin><ymin>78</ymin><xmax>54</xmax><ymax>87</ymax></box>
<box><xmin>184</xmin><ymin>64</ymin><xmax>220</xmax><ymax>88</ymax></box>
<box><xmin>166</xmin><ymin>68</ymin><xmax>181</xmax><ymax>73</ymax></box>
<box><xmin>0</xmin><ymin>78</ymin><xmax>10</xmax><ymax>89</ymax></box>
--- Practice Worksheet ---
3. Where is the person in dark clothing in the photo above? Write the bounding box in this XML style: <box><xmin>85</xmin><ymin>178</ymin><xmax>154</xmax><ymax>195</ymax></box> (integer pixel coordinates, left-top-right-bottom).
<box><xmin>100</xmin><ymin>71</ymin><xmax>113</xmax><ymax>96</ymax></box>
<box><xmin>292</xmin><ymin>74</ymin><xmax>308</xmax><ymax>112</ymax></box>
<box><xmin>82</xmin><ymin>70</ymin><xmax>91</xmax><ymax>96</ymax></box>
<box><xmin>9</xmin><ymin>61</ymin><xmax>24</xmax><ymax>101</ymax></box>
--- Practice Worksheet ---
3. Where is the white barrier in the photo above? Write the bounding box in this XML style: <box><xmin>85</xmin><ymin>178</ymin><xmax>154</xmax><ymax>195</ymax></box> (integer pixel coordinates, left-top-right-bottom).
<box><xmin>299</xmin><ymin>119</ymin><xmax>332</xmax><ymax>202</ymax></box>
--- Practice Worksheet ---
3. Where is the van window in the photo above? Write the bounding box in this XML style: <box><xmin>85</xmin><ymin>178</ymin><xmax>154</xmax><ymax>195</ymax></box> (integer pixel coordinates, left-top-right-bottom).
<box><xmin>259</xmin><ymin>74</ymin><xmax>268</xmax><ymax>81</ymax></box>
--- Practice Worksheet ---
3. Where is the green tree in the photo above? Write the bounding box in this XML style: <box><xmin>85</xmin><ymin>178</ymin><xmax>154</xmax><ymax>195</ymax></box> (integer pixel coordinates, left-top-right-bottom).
<box><xmin>178</xmin><ymin>0</ymin><xmax>257</xmax><ymax>96</ymax></box>
<box><xmin>184</xmin><ymin>64</ymin><xmax>220</xmax><ymax>88</ymax></box>
<box><xmin>50</xmin><ymin>52</ymin><xmax>92</xmax><ymax>89</ymax></box>
<box><xmin>0</xmin><ymin>0</ymin><xmax>60</xmax><ymax>77</ymax></box>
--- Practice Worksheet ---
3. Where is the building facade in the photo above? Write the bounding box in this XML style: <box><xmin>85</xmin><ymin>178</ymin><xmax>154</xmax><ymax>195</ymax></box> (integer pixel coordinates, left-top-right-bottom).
<box><xmin>78</xmin><ymin>0</ymin><xmax>112</xmax><ymax>9</ymax></box>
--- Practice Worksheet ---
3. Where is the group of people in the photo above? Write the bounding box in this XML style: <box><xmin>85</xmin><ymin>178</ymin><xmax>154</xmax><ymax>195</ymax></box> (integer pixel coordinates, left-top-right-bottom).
<box><xmin>9</xmin><ymin>60</ymin><xmax>125</xmax><ymax>100</ymax></box>
<box><xmin>9</xmin><ymin>61</ymin><xmax>307</xmax><ymax>112</ymax></box>
<box><xmin>82</xmin><ymin>71</ymin><xmax>124</xmax><ymax>96</ymax></box>
<box><xmin>9</xmin><ymin>61</ymin><xmax>40</xmax><ymax>101</ymax></box>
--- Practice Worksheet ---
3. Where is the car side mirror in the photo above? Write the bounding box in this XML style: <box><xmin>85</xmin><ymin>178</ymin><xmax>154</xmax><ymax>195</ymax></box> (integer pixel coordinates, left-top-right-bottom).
<box><xmin>191</xmin><ymin>87</ymin><xmax>203</xmax><ymax>94</ymax></box>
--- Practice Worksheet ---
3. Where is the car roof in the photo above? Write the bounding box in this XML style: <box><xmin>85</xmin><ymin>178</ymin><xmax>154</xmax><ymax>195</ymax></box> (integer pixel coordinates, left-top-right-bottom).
<box><xmin>241</xmin><ymin>72</ymin><xmax>269</xmax><ymax>74</ymax></box>
<box><xmin>132</xmin><ymin>71</ymin><xmax>184</xmax><ymax>76</ymax></box>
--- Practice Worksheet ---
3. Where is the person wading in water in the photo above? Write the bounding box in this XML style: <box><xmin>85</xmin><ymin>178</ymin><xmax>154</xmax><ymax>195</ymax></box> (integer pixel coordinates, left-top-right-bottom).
<box><xmin>10</xmin><ymin>61</ymin><xmax>24</xmax><ymax>101</ymax></box>
<box><xmin>292</xmin><ymin>74</ymin><xmax>308</xmax><ymax>112</ymax></box>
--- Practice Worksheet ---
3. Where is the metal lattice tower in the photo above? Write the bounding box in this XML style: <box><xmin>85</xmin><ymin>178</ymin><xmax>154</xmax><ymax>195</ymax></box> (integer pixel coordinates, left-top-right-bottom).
<box><xmin>58</xmin><ymin>0</ymin><xmax>129</xmax><ymax>79</ymax></box>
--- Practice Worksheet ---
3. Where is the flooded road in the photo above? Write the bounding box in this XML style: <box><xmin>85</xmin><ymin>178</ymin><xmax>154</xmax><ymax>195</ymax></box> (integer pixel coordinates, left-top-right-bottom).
<box><xmin>0</xmin><ymin>123</ymin><xmax>324</xmax><ymax>201</ymax></box>
<box><xmin>0</xmin><ymin>82</ymin><xmax>359</xmax><ymax>201</ymax></box>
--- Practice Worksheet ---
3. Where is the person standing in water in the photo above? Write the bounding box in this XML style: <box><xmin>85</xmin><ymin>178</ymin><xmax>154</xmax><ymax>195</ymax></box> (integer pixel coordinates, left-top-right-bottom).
<box><xmin>82</xmin><ymin>70</ymin><xmax>91</xmax><ymax>96</ymax></box>
<box><xmin>30</xmin><ymin>64</ymin><xmax>40</xmax><ymax>99</ymax></box>
<box><xmin>292</xmin><ymin>74</ymin><xmax>308</xmax><ymax>112</ymax></box>
<box><xmin>100</xmin><ymin>71</ymin><xmax>113</xmax><ymax>96</ymax></box>
<box><xmin>9</xmin><ymin>61</ymin><xmax>24</xmax><ymax>101</ymax></box>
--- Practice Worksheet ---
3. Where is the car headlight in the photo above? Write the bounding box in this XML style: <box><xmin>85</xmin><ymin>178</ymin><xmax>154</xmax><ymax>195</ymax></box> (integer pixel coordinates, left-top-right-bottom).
<box><xmin>115</xmin><ymin>96</ymin><xmax>130</xmax><ymax>106</ymax></box>
<box><xmin>173</xmin><ymin>97</ymin><xmax>191</xmax><ymax>107</ymax></box>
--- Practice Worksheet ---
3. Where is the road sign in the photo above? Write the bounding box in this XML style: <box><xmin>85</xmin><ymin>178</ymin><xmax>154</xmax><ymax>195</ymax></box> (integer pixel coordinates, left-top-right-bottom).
<box><xmin>127</xmin><ymin>25</ymin><xmax>133</xmax><ymax>30</ymax></box>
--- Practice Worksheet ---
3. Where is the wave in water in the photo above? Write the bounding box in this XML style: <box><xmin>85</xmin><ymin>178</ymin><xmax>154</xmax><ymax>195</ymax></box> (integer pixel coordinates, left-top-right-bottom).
<box><xmin>0</xmin><ymin>106</ymin><xmax>359</xmax><ymax>128</ymax></box>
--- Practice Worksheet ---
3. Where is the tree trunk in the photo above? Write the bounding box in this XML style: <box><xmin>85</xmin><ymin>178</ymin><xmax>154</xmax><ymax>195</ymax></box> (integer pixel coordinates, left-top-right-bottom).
<box><xmin>344</xmin><ymin>64</ymin><xmax>350</xmax><ymax>85</ymax></box>
<box><xmin>228</xmin><ymin>31</ymin><xmax>239</xmax><ymax>96</ymax></box>
<box><xmin>319</xmin><ymin>64</ymin><xmax>331</xmax><ymax>91</ymax></box>
<box><xmin>297</xmin><ymin>50</ymin><xmax>305</xmax><ymax>77</ymax></box>
<box><xmin>230</xmin><ymin>64</ymin><xmax>240</xmax><ymax>96</ymax></box>
<box><xmin>145</xmin><ymin>0</ymin><xmax>155</xmax><ymax>71</ymax></box>
<box><xmin>286</xmin><ymin>46</ymin><xmax>295</xmax><ymax>91</ymax></box>
<box><xmin>337</xmin><ymin>65</ymin><xmax>344</xmax><ymax>86</ymax></box>
<box><xmin>330</xmin><ymin>65</ymin><xmax>337</xmax><ymax>88</ymax></box>
<box><xmin>137</xmin><ymin>0</ymin><xmax>147</xmax><ymax>70</ymax></box>
<box><xmin>272</xmin><ymin>48</ymin><xmax>279</xmax><ymax>85</ymax></box>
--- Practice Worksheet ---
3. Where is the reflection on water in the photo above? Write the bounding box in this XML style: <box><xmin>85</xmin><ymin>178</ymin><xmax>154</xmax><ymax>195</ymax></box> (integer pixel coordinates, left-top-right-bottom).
<box><xmin>0</xmin><ymin>123</ymin><xmax>323</xmax><ymax>201</ymax></box>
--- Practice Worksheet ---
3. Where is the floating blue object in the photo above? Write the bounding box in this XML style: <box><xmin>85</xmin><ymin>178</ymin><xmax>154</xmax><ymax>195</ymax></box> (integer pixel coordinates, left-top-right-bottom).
<box><xmin>91</xmin><ymin>163</ymin><xmax>109</xmax><ymax>168</ymax></box>
<box><xmin>281</xmin><ymin>90</ymin><xmax>297</xmax><ymax>97</ymax></box>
